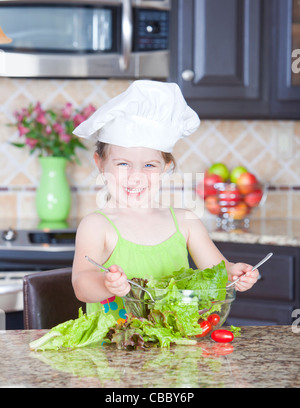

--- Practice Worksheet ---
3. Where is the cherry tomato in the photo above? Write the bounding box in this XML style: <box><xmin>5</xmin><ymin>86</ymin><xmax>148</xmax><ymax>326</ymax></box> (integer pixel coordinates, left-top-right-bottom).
<box><xmin>196</xmin><ymin>320</ymin><xmax>212</xmax><ymax>338</ymax></box>
<box><xmin>207</xmin><ymin>314</ymin><xmax>220</xmax><ymax>326</ymax></box>
<box><xmin>211</xmin><ymin>329</ymin><xmax>234</xmax><ymax>343</ymax></box>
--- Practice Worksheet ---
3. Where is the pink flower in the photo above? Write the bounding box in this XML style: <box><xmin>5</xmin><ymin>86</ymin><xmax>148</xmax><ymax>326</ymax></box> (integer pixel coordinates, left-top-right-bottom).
<box><xmin>18</xmin><ymin>125</ymin><xmax>30</xmax><ymax>136</ymax></box>
<box><xmin>10</xmin><ymin>102</ymin><xmax>92</xmax><ymax>162</ymax></box>
<box><xmin>45</xmin><ymin>125</ymin><xmax>52</xmax><ymax>135</ymax></box>
<box><xmin>14</xmin><ymin>107</ymin><xmax>30</xmax><ymax>122</ymax></box>
<box><xmin>73</xmin><ymin>113</ymin><xmax>85</xmax><ymax>127</ymax></box>
<box><xmin>62</xmin><ymin>102</ymin><xmax>73</xmax><ymax>119</ymax></box>
<box><xmin>53</xmin><ymin>122</ymin><xmax>64</xmax><ymax>134</ymax></box>
<box><xmin>36</xmin><ymin>112</ymin><xmax>47</xmax><ymax>125</ymax></box>
<box><xmin>21</xmin><ymin>108</ymin><xmax>30</xmax><ymax>117</ymax></box>
<box><xmin>25</xmin><ymin>138</ymin><xmax>38</xmax><ymax>148</ymax></box>
<box><xmin>14</xmin><ymin>111</ymin><xmax>23</xmax><ymax>121</ymax></box>
<box><xmin>60</xmin><ymin>133</ymin><xmax>72</xmax><ymax>143</ymax></box>
<box><xmin>82</xmin><ymin>104</ymin><xmax>96</xmax><ymax>119</ymax></box>
<box><xmin>34</xmin><ymin>102</ymin><xmax>43</xmax><ymax>115</ymax></box>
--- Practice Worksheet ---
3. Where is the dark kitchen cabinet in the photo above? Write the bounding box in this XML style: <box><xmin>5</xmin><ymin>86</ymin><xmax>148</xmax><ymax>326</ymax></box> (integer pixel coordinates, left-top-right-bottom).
<box><xmin>271</xmin><ymin>0</ymin><xmax>300</xmax><ymax>117</ymax></box>
<box><xmin>169</xmin><ymin>0</ymin><xmax>300</xmax><ymax>119</ymax></box>
<box><xmin>214</xmin><ymin>242</ymin><xmax>300</xmax><ymax>325</ymax></box>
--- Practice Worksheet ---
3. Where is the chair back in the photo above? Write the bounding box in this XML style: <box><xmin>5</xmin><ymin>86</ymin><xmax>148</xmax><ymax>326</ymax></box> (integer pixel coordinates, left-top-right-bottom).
<box><xmin>23</xmin><ymin>267</ymin><xmax>85</xmax><ymax>330</ymax></box>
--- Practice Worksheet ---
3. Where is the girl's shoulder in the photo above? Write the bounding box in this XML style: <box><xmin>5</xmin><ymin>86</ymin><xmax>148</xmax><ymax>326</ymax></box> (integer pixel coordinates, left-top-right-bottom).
<box><xmin>77</xmin><ymin>211</ymin><xmax>113</xmax><ymax>236</ymax></box>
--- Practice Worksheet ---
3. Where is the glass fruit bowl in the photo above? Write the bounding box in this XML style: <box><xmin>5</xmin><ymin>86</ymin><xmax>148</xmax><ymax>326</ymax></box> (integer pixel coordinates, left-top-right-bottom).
<box><xmin>123</xmin><ymin>284</ymin><xmax>236</xmax><ymax>339</ymax></box>
<box><xmin>204</xmin><ymin>181</ymin><xmax>267</xmax><ymax>231</ymax></box>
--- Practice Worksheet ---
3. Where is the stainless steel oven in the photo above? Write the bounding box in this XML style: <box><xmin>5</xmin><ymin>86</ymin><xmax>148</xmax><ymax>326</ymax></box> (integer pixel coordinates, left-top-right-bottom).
<box><xmin>0</xmin><ymin>225</ymin><xmax>76</xmax><ymax>329</ymax></box>
<box><xmin>0</xmin><ymin>0</ymin><xmax>170</xmax><ymax>78</ymax></box>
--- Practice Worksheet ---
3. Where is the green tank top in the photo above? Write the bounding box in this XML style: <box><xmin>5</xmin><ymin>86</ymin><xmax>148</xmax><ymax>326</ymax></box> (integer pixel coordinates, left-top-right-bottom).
<box><xmin>86</xmin><ymin>207</ymin><xmax>189</xmax><ymax>323</ymax></box>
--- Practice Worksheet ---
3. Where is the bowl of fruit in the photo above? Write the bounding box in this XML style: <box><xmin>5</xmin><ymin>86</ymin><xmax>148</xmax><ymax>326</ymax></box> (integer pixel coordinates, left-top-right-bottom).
<box><xmin>196</xmin><ymin>163</ymin><xmax>267</xmax><ymax>231</ymax></box>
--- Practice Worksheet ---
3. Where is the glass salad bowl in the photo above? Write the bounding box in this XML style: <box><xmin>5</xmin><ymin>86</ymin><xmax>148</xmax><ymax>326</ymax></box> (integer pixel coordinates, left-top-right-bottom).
<box><xmin>123</xmin><ymin>284</ymin><xmax>236</xmax><ymax>340</ymax></box>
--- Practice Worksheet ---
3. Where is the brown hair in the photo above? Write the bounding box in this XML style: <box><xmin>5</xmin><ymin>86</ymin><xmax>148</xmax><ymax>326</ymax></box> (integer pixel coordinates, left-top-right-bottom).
<box><xmin>95</xmin><ymin>141</ymin><xmax>176</xmax><ymax>171</ymax></box>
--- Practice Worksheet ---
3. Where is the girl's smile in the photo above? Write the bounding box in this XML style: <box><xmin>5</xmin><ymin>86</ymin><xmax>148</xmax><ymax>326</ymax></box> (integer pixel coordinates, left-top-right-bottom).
<box><xmin>124</xmin><ymin>186</ymin><xmax>146</xmax><ymax>196</ymax></box>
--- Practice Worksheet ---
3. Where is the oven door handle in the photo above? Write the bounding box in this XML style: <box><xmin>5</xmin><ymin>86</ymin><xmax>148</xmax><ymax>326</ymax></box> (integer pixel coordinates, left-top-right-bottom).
<box><xmin>119</xmin><ymin>0</ymin><xmax>133</xmax><ymax>71</ymax></box>
<box><xmin>0</xmin><ymin>245</ymin><xmax>75</xmax><ymax>251</ymax></box>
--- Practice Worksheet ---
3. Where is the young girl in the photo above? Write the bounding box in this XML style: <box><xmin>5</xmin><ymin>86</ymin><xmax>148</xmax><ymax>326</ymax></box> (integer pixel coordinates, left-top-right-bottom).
<box><xmin>72</xmin><ymin>80</ymin><xmax>259</xmax><ymax>323</ymax></box>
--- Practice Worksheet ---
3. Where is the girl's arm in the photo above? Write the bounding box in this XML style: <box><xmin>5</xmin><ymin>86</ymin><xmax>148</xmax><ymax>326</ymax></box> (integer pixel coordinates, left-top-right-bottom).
<box><xmin>182</xmin><ymin>211</ymin><xmax>259</xmax><ymax>291</ymax></box>
<box><xmin>72</xmin><ymin>213</ymin><xmax>130</xmax><ymax>303</ymax></box>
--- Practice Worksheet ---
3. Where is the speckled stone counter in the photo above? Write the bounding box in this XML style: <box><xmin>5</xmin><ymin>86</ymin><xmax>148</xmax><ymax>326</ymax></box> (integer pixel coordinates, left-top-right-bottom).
<box><xmin>204</xmin><ymin>218</ymin><xmax>300</xmax><ymax>247</ymax></box>
<box><xmin>0</xmin><ymin>326</ymin><xmax>299</xmax><ymax>388</ymax></box>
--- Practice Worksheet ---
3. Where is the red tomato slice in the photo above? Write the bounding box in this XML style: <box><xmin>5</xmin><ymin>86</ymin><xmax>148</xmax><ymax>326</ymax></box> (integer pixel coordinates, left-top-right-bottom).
<box><xmin>211</xmin><ymin>329</ymin><xmax>234</xmax><ymax>343</ymax></box>
<box><xmin>196</xmin><ymin>320</ymin><xmax>212</xmax><ymax>338</ymax></box>
<box><xmin>207</xmin><ymin>314</ymin><xmax>220</xmax><ymax>326</ymax></box>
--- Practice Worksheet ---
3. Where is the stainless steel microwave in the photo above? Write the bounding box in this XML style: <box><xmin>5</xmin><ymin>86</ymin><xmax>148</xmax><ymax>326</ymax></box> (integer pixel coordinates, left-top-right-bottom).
<box><xmin>0</xmin><ymin>0</ymin><xmax>170</xmax><ymax>78</ymax></box>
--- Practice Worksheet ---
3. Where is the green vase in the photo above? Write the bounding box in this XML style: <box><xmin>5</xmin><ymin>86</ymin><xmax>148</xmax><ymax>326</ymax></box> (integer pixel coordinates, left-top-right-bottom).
<box><xmin>36</xmin><ymin>157</ymin><xmax>71</xmax><ymax>222</ymax></box>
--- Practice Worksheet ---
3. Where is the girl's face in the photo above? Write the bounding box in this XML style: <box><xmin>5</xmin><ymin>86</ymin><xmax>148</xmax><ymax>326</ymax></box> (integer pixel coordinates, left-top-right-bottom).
<box><xmin>95</xmin><ymin>145</ymin><xmax>168</xmax><ymax>209</ymax></box>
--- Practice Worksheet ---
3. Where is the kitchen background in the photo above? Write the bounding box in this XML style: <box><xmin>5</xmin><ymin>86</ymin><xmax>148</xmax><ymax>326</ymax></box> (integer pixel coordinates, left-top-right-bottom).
<box><xmin>0</xmin><ymin>77</ymin><xmax>299</xmax><ymax>223</ymax></box>
<box><xmin>1</xmin><ymin>0</ymin><xmax>300</xmax><ymax>332</ymax></box>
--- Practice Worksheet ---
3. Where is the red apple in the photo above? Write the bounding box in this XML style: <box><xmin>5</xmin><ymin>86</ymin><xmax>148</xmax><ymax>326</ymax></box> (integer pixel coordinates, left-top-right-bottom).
<box><xmin>205</xmin><ymin>195</ymin><xmax>221</xmax><ymax>215</ymax></box>
<box><xmin>196</xmin><ymin>173</ymin><xmax>222</xmax><ymax>199</ymax></box>
<box><xmin>244</xmin><ymin>189</ymin><xmax>263</xmax><ymax>207</ymax></box>
<box><xmin>236</xmin><ymin>172</ymin><xmax>258</xmax><ymax>195</ymax></box>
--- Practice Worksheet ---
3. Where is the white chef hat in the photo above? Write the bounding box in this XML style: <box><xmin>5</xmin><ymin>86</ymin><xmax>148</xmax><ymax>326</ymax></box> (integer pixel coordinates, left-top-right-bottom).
<box><xmin>73</xmin><ymin>80</ymin><xmax>200</xmax><ymax>153</ymax></box>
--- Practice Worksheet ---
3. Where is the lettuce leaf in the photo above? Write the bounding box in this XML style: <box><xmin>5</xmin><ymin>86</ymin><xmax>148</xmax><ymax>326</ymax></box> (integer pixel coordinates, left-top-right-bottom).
<box><xmin>146</xmin><ymin>261</ymin><xmax>228</xmax><ymax>316</ymax></box>
<box><xmin>29</xmin><ymin>307</ymin><xmax>116</xmax><ymax>351</ymax></box>
<box><xmin>147</xmin><ymin>261</ymin><xmax>228</xmax><ymax>296</ymax></box>
<box><xmin>106</xmin><ymin>314</ymin><xmax>196</xmax><ymax>349</ymax></box>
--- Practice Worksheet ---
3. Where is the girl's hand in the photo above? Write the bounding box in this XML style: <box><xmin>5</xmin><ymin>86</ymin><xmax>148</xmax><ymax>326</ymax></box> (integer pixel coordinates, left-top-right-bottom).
<box><xmin>104</xmin><ymin>264</ymin><xmax>131</xmax><ymax>297</ymax></box>
<box><xmin>228</xmin><ymin>263</ymin><xmax>259</xmax><ymax>292</ymax></box>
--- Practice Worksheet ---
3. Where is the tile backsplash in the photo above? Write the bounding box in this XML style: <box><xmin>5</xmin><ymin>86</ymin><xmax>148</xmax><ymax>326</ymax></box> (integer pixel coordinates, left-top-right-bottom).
<box><xmin>0</xmin><ymin>78</ymin><xmax>299</xmax><ymax>222</ymax></box>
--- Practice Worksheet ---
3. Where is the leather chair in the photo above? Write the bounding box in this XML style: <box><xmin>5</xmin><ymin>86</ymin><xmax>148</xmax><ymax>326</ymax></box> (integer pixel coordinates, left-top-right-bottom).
<box><xmin>23</xmin><ymin>267</ymin><xmax>86</xmax><ymax>330</ymax></box>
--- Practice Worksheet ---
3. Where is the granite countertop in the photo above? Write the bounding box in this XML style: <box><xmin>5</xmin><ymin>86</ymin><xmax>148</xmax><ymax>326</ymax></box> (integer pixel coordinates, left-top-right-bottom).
<box><xmin>204</xmin><ymin>218</ymin><xmax>300</xmax><ymax>247</ymax></box>
<box><xmin>0</xmin><ymin>326</ymin><xmax>299</xmax><ymax>388</ymax></box>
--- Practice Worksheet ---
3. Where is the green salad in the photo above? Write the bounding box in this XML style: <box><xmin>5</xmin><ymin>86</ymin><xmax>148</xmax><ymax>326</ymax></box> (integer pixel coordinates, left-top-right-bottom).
<box><xmin>30</xmin><ymin>261</ymin><xmax>229</xmax><ymax>351</ymax></box>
